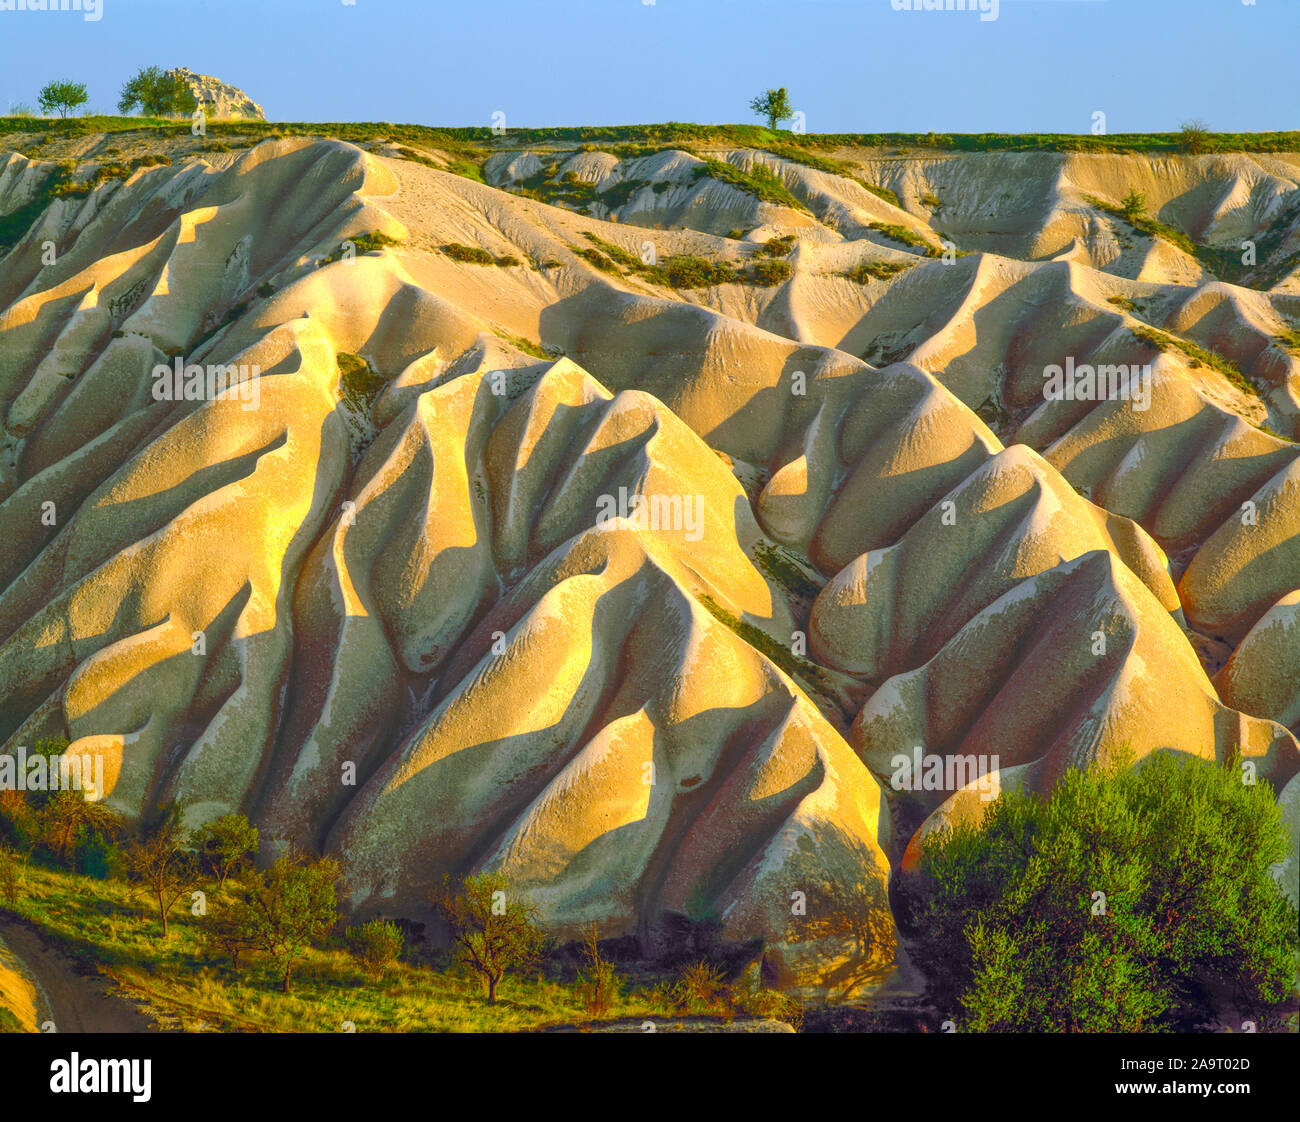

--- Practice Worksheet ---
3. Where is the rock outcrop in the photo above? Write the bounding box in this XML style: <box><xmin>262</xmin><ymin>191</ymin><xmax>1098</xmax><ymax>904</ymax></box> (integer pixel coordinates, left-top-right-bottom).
<box><xmin>166</xmin><ymin>67</ymin><xmax>265</xmax><ymax>121</ymax></box>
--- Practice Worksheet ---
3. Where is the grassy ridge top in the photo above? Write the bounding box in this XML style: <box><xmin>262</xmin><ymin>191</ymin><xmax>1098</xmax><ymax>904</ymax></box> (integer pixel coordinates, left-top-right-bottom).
<box><xmin>3</xmin><ymin>116</ymin><xmax>1300</xmax><ymax>155</ymax></box>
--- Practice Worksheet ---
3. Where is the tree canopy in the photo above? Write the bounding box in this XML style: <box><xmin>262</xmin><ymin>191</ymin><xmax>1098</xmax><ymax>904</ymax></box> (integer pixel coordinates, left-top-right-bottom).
<box><xmin>117</xmin><ymin>67</ymin><xmax>197</xmax><ymax>117</ymax></box>
<box><xmin>908</xmin><ymin>751</ymin><xmax>1299</xmax><ymax>1032</ymax></box>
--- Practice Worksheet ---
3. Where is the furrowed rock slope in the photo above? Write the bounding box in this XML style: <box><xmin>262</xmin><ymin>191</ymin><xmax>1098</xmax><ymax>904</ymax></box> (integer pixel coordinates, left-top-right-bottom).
<box><xmin>1</xmin><ymin>134</ymin><xmax>1296</xmax><ymax>991</ymax></box>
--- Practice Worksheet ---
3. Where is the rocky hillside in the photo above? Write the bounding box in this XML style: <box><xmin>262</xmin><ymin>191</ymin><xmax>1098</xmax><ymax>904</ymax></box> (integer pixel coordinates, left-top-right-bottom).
<box><xmin>0</xmin><ymin>131</ymin><xmax>1296</xmax><ymax>997</ymax></box>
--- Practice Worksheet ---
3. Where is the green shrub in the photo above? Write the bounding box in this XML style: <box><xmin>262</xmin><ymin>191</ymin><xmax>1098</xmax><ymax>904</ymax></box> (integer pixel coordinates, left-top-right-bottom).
<box><xmin>868</xmin><ymin>221</ymin><xmax>936</xmax><ymax>252</ymax></box>
<box><xmin>345</xmin><ymin>919</ymin><xmax>406</xmax><ymax>980</ymax></box>
<box><xmin>441</xmin><ymin>242</ymin><xmax>495</xmax><ymax>265</ymax></box>
<box><xmin>1120</xmin><ymin>189</ymin><xmax>1146</xmax><ymax>220</ymax></box>
<box><xmin>747</xmin><ymin>258</ymin><xmax>792</xmax><ymax>286</ymax></box>
<box><xmin>1179</xmin><ymin>120</ymin><xmax>1212</xmax><ymax>155</ymax></box>
<box><xmin>756</xmin><ymin>234</ymin><xmax>796</xmax><ymax>257</ymax></box>
<box><xmin>662</xmin><ymin>254</ymin><xmax>741</xmax><ymax>288</ymax></box>
<box><xmin>581</xmin><ymin>232</ymin><xmax>640</xmax><ymax>269</ymax></box>
<box><xmin>74</xmin><ymin>833</ymin><xmax>122</xmax><ymax>881</ymax></box>
<box><xmin>0</xmin><ymin>846</ymin><xmax>22</xmax><ymax>908</ymax></box>
<box><xmin>858</xmin><ymin>181</ymin><xmax>901</xmax><ymax>208</ymax></box>
<box><xmin>316</xmin><ymin>231</ymin><xmax>402</xmax><ymax>266</ymax></box>
<box><xmin>1273</xmin><ymin>326</ymin><xmax>1300</xmax><ymax>354</ymax></box>
<box><xmin>0</xmin><ymin>792</ymin><xmax>40</xmax><ymax>854</ymax></box>
<box><xmin>844</xmin><ymin>260</ymin><xmax>911</xmax><ymax>284</ymax></box>
<box><xmin>909</xmin><ymin>751</ymin><xmax>1300</xmax><ymax>1032</ymax></box>
<box><xmin>336</xmin><ymin>352</ymin><xmax>386</xmax><ymax>417</ymax></box>
<box><xmin>577</xmin><ymin>247</ymin><xmax>621</xmax><ymax>274</ymax></box>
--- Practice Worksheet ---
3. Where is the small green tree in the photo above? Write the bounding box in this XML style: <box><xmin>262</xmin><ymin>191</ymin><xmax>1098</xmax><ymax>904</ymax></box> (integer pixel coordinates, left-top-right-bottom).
<box><xmin>345</xmin><ymin>919</ymin><xmax>405</xmax><ymax>981</ymax></box>
<box><xmin>190</xmin><ymin>813</ymin><xmax>259</xmax><ymax>889</ymax></box>
<box><xmin>229</xmin><ymin>852</ymin><xmax>340</xmax><ymax>993</ymax></box>
<box><xmin>124</xmin><ymin>806</ymin><xmax>200</xmax><ymax>937</ymax></box>
<box><xmin>202</xmin><ymin>900</ymin><xmax>259</xmax><ymax>972</ymax></box>
<box><xmin>909</xmin><ymin>751</ymin><xmax>1300</xmax><ymax>1032</ymax></box>
<box><xmin>37</xmin><ymin>80</ymin><xmax>89</xmax><ymax>119</ymax></box>
<box><xmin>431</xmin><ymin>872</ymin><xmax>549</xmax><ymax>1002</ymax></box>
<box><xmin>42</xmin><ymin>790</ymin><xmax>121</xmax><ymax>865</ymax></box>
<box><xmin>116</xmin><ymin>66</ymin><xmax>196</xmax><ymax>117</ymax></box>
<box><xmin>749</xmin><ymin>87</ymin><xmax>794</xmax><ymax>131</ymax></box>
<box><xmin>1120</xmin><ymin>189</ymin><xmax>1146</xmax><ymax>220</ymax></box>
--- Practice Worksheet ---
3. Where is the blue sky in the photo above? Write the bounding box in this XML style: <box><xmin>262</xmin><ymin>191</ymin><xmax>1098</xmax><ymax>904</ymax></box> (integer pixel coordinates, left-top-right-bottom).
<box><xmin>2</xmin><ymin>0</ymin><xmax>1296</xmax><ymax>132</ymax></box>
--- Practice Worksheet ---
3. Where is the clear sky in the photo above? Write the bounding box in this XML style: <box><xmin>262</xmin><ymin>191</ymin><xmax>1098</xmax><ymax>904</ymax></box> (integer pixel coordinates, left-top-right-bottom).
<box><xmin>2</xmin><ymin>0</ymin><xmax>1296</xmax><ymax>133</ymax></box>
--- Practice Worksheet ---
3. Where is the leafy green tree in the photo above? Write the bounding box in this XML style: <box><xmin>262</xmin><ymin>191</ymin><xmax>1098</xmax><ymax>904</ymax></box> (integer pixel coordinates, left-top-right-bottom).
<box><xmin>42</xmin><ymin>789</ymin><xmax>121</xmax><ymax>865</ymax></box>
<box><xmin>190</xmin><ymin>813</ymin><xmax>259</xmax><ymax>889</ymax></box>
<box><xmin>228</xmin><ymin>852</ymin><xmax>340</xmax><ymax>992</ymax></box>
<box><xmin>124</xmin><ymin>806</ymin><xmax>201</xmax><ymax>937</ymax></box>
<box><xmin>431</xmin><ymin>872</ymin><xmax>549</xmax><ymax>1002</ymax></box>
<box><xmin>345</xmin><ymin>919</ymin><xmax>405</xmax><ymax>981</ymax></box>
<box><xmin>37</xmin><ymin>80</ymin><xmax>89</xmax><ymax>119</ymax></box>
<box><xmin>116</xmin><ymin>66</ymin><xmax>196</xmax><ymax>117</ymax></box>
<box><xmin>203</xmin><ymin>900</ymin><xmax>259</xmax><ymax>972</ymax></box>
<box><xmin>749</xmin><ymin>87</ymin><xmax>794</xmax><ymax>131</ymax></box>
<box><xmin>1120</xmin><ymin>189</ymin><xmax>1146</xmax><ymax>220</ymax></box>
<box><xmin>908</xmin><ymin>752</ymin><xmax>1300</xmax><ymax>1032</ymax></box>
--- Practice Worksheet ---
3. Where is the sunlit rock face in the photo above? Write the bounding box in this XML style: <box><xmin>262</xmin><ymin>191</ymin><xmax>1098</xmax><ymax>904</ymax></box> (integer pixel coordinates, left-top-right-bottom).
<box><xmin>1</xmin><ymin>135</ymin><xmax>1297</xmax><ymax>995</ymax></box>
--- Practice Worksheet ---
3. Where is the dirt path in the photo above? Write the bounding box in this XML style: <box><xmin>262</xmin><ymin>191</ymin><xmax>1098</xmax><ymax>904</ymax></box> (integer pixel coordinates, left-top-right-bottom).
<box><xmin>0</xmin><ymin>918</ymin><xmax>155</xmax><ymax>1033</ymax></box>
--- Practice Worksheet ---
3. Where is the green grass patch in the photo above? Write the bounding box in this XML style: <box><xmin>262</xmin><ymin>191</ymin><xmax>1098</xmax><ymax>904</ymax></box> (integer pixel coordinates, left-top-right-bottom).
<box><xmin>0</xmin><ymin>862</ymin><xmax>797</xmax><ymax>1033</ymax></box>
<box><xmin>699</xmin><ymin>158</ymin><xmax>809</xmax><ymax>212</ymax></box>
<box><xmin>336</xmin><ymin>352</ymin><xmax>386</xmax><ymax>417</ymax></box>
<box><xmin>662</xmin><ymin>254</ymin><xmax>741</xmax><ymax>288</ymax></box>
<box><xmin>576</xmin><ymin>247</ymin><xmax>622</xmax><ymax>274</ymax></box>
<box><xmin>748</xmin><ymin>258</ymin><xmax>792</xmax><ymax>286</ymax></box>
<box><xmin>752</xmin><ymin>541</ymin><xmax>822</xmax><ymax>601</ymax></box>
<box><xmin>757</xmin><ymin>234</ymin><xmax>796</xmax><ymax>257</ymax></box>
<box><xmin>495</xmin><ymin>332</ymin><xmax>550</xmax><ymax>360</ymax></box>
<box><xmin>581</xmin><ymin>232</ymin><xmax>641</xmax><ymax>269</ymax></box>
<box><xmin>441</xmin><ymin>243</ymin><xmax>496</xmax><ymax>265</ymax></box>
<box><xmin>1131</xmin><ymin>325</ymin><xmax>1258</xmax><ymax>398</ymax></box>
<box><xmin>696</xmin><ymin>595</ymin><xmax>833</xmax><ymax>700</ymax></box>
<box><xmin>5</xmin><ymin>117</ymin><xmax>1300</xmax><ymax>156</ymax></box>
<box><xmin>1084</xmin><ymin>193</ymin><xmax>1198</xmax><ymax>256</ymax></box>
<box><xmin>868</xmin><ymin>222</ymin><xmax>939</xmax><ymax>255</ymax></box>
<box><xmin>315</xmin><ymin>230</ymin><xmax>402</xmax><ymax>266</ymax></box>
<box><xmin>844</xmin><ymin>260</ymin><xmax>912</xmax><ymax>284</ymax></box>
<box><xmin>1274</xmin><ymin>326</ymin><xmax>1300</xmax><ymax>354</ymax></box>
<box><xmin>392</xmin><ymin>144</ymin><xmax>485</xmax><ymax>183</ymax></box>
<box><xmin>857</xmin><ymin>181</ymin><xmax>902</xmax><ymax>207</ymax></box>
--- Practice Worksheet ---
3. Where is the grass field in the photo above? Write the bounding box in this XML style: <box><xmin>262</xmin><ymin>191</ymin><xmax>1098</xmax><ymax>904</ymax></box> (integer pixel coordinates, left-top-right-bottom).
<box><xmin>0</xmin><ymin>861</ymin><xmax>796</xmax><ymax>1033</ymax></box>
<box><xmin>4</xmin><ymin>116</ymin><xmax>1300</xmax><ymax>155</ymax></box>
